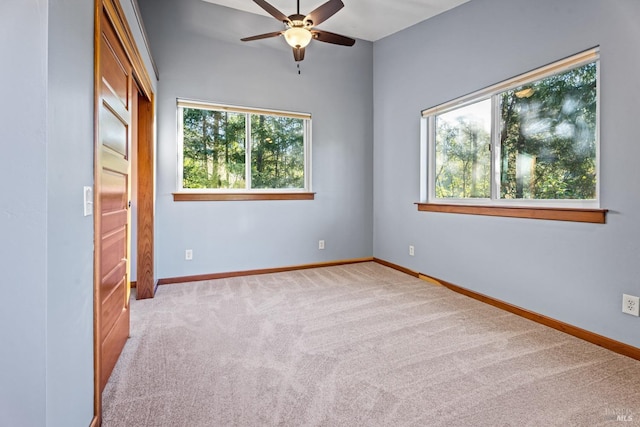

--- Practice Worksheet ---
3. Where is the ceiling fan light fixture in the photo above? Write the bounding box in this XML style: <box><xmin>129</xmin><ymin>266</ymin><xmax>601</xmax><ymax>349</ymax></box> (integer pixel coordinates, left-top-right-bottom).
<box><xmin>284</xmin><ymin>27</ymin><xmax>312</xmax><ymax>48</ymax></box>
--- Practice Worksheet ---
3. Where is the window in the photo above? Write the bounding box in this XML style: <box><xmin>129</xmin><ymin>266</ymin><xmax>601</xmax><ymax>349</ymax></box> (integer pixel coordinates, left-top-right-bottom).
<box><xmin>421</xmin><ymin>49</ymin><xmax>601</xmax><ymax>219</ymax></box>
<box><xmin>176</xmin><ymin>100</ymin><xmax>312</xmax><ymax>200</ymax></box>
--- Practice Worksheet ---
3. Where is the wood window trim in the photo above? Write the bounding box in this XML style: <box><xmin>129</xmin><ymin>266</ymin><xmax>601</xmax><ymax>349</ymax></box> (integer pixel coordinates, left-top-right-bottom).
<box><xmin>173</xmin><ymin>192</ymin><xmax>315</xmax><ymax>201</ymax></box>
<box><xmin>416</xmin><ymin>203</ymin><xmax>607</xmax><ymax>224</ymax></box>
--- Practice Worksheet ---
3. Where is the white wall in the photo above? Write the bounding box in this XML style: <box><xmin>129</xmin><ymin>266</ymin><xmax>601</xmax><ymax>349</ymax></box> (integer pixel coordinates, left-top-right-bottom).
<box><xmin>373</xmin><ymin>0</ymin><xmax>640</xmax><ymax>347</ymax></box>
<box><xmin>138</xmin><ymin>0</ymin><xmax>374</xmax><ymax>279</ymax></box>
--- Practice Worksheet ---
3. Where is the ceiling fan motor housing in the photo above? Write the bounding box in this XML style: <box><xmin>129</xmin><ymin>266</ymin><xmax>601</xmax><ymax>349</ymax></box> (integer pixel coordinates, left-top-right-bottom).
<box><xmin>286</xmin><ymin>14</ymin><xmax>311</xmax><ymax>28</ymax></box>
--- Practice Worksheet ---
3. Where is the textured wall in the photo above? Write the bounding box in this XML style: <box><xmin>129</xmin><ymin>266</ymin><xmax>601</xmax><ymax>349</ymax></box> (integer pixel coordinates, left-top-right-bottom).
<box><xmin>138</xmin><ymin>0</ymin><xmax>374</xmax><ymax>279</ymax></box>
<box><xmin>373</xmin><ymin>0</ymin><xmax>640</xmax><ymax>347</ymax></box>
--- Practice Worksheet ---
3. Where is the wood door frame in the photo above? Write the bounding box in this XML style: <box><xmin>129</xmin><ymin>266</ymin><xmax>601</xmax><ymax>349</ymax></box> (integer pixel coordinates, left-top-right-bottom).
<box><xmin>135</xmin><ymin>92</ymin><xmax>155</xmax><ymax>299</ymax></box>
<box><xmin>92</xmin><ymin>0</ymin><xmax>155</xmax><ymax>425</ymax></box>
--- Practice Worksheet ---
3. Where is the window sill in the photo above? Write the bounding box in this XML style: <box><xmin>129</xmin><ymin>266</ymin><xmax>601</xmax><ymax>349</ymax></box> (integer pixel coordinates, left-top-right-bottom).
<box><xmin>416</xmin><ymin>203</ymin><xmax>607</xmax><ymax>223</ymax></box>
<box><xmin>173</xmin><ymin>192</ymin><xmax>315</xmax><ymax>202</ymax></box>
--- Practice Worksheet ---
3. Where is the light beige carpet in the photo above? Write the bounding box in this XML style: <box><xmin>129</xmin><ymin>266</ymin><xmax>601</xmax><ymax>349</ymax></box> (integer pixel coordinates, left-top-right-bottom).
<box><xmin>102</xmin><ymin>262</ymin><xmax>640</xmax><ymax>426</ymax></box>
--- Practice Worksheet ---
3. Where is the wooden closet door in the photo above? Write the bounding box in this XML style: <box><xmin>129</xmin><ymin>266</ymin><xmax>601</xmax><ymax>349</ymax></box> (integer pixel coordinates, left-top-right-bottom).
<box><xmin>97</xmin><ymin>12</ymin><xmax>133</xmax><ymax>391</ymax></box>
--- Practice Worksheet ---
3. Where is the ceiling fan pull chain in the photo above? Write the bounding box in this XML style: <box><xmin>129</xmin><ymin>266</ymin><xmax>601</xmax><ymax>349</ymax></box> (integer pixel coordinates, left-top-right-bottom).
<box><xmin>297</xmin><ymin>63</ymin><xmax>301</xmax><ymax>75</ymax></box>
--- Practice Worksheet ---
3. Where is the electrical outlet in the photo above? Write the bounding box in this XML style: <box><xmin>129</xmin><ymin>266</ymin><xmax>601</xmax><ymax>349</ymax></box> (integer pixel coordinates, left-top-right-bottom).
<box><xmin>318</xmin><ymin>240</ymin><xmax>325</xmax><ymax>250</ymax></box>
<box><xmin>409</xmin><ymin>245</ymin><xmax>415</xmax><ymax>256</ymax></box>
<box><xmin>622</xmin><ymin>294</ymin><xmax>639</xmax><ymax>316</ymax></box>
<box><xmin>185</xmin><ymin>249</ymin><xmax>193</xmax><ymax>260</ymax></box>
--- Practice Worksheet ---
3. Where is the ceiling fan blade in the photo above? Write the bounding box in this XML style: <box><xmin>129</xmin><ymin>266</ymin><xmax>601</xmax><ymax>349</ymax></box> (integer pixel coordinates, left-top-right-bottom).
<box><xmin>241</xmin><ymin>31</ymin><xmax>284</xmax><ymax>42</ymax></box>
<box><xmin>305</xmin><ymin>0</ymin><xmax>344</xmax><ymax>26</ymax></box>
<box><xmin>253</xmin><ymin>0</ymin><xmax>290</xmax><ymax>23</ymax></box>
<box><xmin>293</xmin><ymin>46</ymin><xmax>305</xmax><ymax>62</ymax></box>
<box><xmin>311</xmin><ymin>29</ymin><xmax>355</xmax><ymax>46</ymax></box>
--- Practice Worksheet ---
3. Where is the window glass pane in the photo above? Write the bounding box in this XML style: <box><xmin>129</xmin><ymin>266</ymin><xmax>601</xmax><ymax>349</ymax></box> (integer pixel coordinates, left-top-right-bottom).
<box><xmin>435</xmin><ymin>99</ymin><xmax>492</xmax><ymax>199</ymax></box>
<box><xmin>182</xmin><ymin>108</ymin><xmax>246</xmax><ymax>189</ymax></box>
<box><xmin>250</xmin><ymin>114</ymin><xmax>305</xmax><ymax>189</ymax></box>
<box><xmin>499</xmin><ymin>62</ymin><xmax>597</xmax><ymax>200</ymax></box>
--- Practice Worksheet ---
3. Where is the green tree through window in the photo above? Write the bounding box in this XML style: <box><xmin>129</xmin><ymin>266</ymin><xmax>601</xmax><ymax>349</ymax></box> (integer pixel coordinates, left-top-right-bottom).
<box><xmin>500</xmin><ymin>63</ymin><xmax>597</xmax><ymax>200</ymax></box>
<box><xmin>179</xmin><ymin>102</ymin><xmax>310</xmax><ymax>191</ymax></box>
<box><xmin>251</xmin><ymin>114</ymin><xmax>304</xmax><ymax>189</ymax></box>
<box><xmin>435</xmin><ymin>99</ymin><xmax>492</xmax><ymax>198</ymax></box>
<box><xmin>182</xmin><ymin>108</ymin><xmax>246</xmax><ymax>189</ymax></box>
<box><xmin>423</xmin><ymin>49</ymin><xmax>599</xmax><ymax>207</ymax></box>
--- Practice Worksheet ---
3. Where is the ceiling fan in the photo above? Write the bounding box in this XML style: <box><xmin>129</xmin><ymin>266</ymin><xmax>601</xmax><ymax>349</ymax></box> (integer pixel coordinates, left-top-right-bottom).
<box><xmin>241</xmin><ymin>0</ymin><xmax>356</xmax><ymax>62</ymax></box>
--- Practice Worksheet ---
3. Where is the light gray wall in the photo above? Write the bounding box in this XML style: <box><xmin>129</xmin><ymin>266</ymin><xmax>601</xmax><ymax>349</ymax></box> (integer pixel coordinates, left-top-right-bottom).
<box><xmin>46</xmin><ymin>1</ymin><xmax>96</xmax><ymax>425</ymax></box>
<box><xmin>0</xmin><ymin>1</ymin><xmax>48</xmax><ymax>425</ymax></box>
<box><xmin>373</xmin><ymin>0</ymin><xmax>640</xmax><ymax>347</ymax></box>
<box><xmin>138</xmin><ymin>0</ymin><xmax>374</xmax><ymax>279</ymax></box>
<box><xmin>44</xmin><ymin>1</ymin><xmax>157</xmax><ymax>424</ymax></box>
<box><xmin>1</xmin><ymin>1</ymin><xmax>157</xmax><ymax>425</ymax></box>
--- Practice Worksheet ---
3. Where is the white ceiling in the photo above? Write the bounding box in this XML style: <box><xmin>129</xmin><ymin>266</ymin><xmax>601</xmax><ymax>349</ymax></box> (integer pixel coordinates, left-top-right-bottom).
<box><xmin>201</xmin><ymin>0</ymin><xmax>470</xmax><ymax>42</ymax></box>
